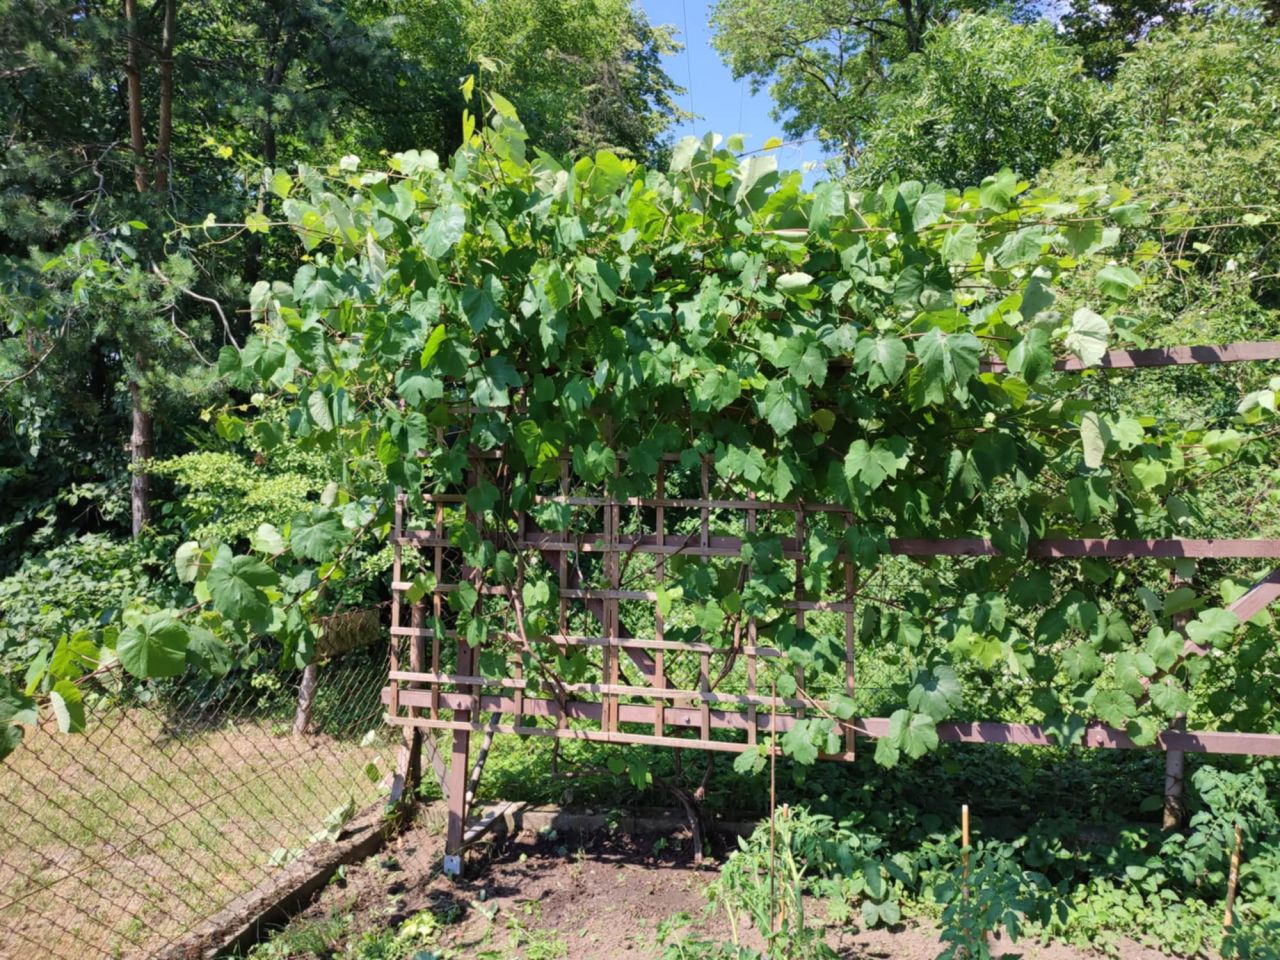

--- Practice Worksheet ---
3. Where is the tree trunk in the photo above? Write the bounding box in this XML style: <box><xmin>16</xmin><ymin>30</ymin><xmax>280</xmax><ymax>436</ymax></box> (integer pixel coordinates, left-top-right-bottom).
<box><xmin>153</xmin><ymin>0</ymin><xmax>176</xmax><ymax>192</ymax></box>
<box><xmin>129</xmin><ymin>359</ymin><xmax>153</xmax><ymax>537</ymax></box>
<box><xmin>123</xmin><ymin>0</ymin><xmax>147</xmax><ymax>192</ymax></box>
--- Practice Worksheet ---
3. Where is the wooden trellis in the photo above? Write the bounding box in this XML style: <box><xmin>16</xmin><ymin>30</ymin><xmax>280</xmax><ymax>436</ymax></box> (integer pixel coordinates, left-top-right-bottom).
<box><xmin>381</xmin><ymin>340</ymin><xmax>1280</xmax><ymax>872</ymax></box>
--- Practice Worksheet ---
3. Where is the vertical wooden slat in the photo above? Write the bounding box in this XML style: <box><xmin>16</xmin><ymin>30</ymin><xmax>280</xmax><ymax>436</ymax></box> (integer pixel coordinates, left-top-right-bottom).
<box><xmin>389</xmin><ymin>490</ymin><xmax>403</xmax><ymax>719</ymax></box>
<box><xmin>699</xmin><ymin>459</ymin><xmax>712</xmax><ymax>739</ymax></box>
<box><xmin>431</xmin><ymin>498</ymin><xmax>443</xmax><ymax>720</ymax></box>
<box><xmin>514</xmin><ymin>508</ymin><xmax>526</xmax><ymax>720</ymax></box>
<box><xmin>557</xmin><ymin>458</ymin><xmax>570</xmax><ymax>734</ymax></box>
<box><xmin>844</xmin><ymin>558</ymin><xmax>856</xmax><ymax>758</ymax></box>
<box><xmin>746</xmin><ymin>495</ymin><xmax>758</xmax><ymax>747</ymax></box>
<box><xmin>606</xmin><ymin>466</ymin><xmax>621</xmax><ymax>736</ymax></box>
<box><xmin>1164</xmin><ymin>570</ymin><xmax>1191</xmax><ymax>829</ymax></box>
<box><xmin>794</xmin><ymin>507</ymin><xmax>806</xmax><ymax>720</ymax></box>
<box><xmin>654</xmin><ymin>462</ymin><xmax>667</xmax><ymax>738</ymax></box>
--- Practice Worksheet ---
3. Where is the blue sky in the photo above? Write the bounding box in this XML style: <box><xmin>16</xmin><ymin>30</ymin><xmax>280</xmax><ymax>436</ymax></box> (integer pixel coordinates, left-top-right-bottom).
<box><xmin>637</xmin><ymin>0</ymin><xmax>832</xmax><ymax>176</ymax></box>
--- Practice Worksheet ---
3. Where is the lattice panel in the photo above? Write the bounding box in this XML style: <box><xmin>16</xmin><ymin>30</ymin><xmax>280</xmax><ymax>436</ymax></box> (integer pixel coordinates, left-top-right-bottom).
<box><xmin>385</xmin><ymin>456</ymin><xmax>865</xmax><ymax>760</ymax></box>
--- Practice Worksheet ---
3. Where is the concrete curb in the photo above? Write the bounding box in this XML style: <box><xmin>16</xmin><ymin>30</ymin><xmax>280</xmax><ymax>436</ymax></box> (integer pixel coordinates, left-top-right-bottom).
<box><xmin>467</xmin><ymin>802</ymin><xmax>760</xmax><ymax>845</ymax></box>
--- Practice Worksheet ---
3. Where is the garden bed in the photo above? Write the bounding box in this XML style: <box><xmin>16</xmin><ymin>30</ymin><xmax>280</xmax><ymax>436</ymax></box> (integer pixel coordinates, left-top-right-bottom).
<box><xmin>243</xmin><ymin>814</ymin><xmax>1178</xmax><ymax>960</ymax></box>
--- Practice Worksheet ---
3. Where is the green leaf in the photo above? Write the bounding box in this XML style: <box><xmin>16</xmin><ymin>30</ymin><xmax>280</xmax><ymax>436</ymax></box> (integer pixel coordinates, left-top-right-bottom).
<box><xmin>874</xmin><ymin>736</ymin><xmax>900</xmax><ymax>768</ymax></box>
<box><xmin>398</xmin><ymin>369</ymin><xmax>443</xmax><ymax>407</ymax></box>
<box><xmin>912</xmin><ymin>184</ymin><xmax>946</xmax><ymax>231</ymax></box>
<box><xmin>1131</xmin><ymin>458</ymin><xmax>1166</xmax><ymax>491</ymax></box>
<box><xmin>186</xmin><ymin>626</ymin><xmax>235</xmax><ymax>679</ymax></box>
<box><xmin>1150</xmin><ymin>680</ymin><xmax>1189</xmax><ymax>719</ymax></box>
<box><xmin>844</xmin><ymin>437</ymin><xmax>910</xmax><ymax>491</ymax></box>
<box><xmin>269</xmin><ymin>170</ymin><xmax>293</xmax><ymax>199</ymax></box>
<box><xmin>251</xmin><ymin>523</ymin><xmax>285</xmax><ymax>555</ymax></box>
<box><xmin>307</xmin><ymin>390</ymin><xmax>333</xmax><ymax>431</ymax></box>
<box><xmin>735</xmin><ymin>155</ymin><xmax>777</xmax><ymax>204</ymax></box>
<box><xmin>1006</xmin><ymin>327</ymin><xmax>1052</xmax><ymax>385</ymax></box>
<box><xmin>1091</xmin><ymin>689</ymin><xmax>1135</xmax><ymax>727</ymax></box>
<box><xmin>1064</xmin><ymin>308</ymin><xmax>1110</xmax><ymax>367</ymax></box>
<box><xmin>915</xmin><ymin>328</ymin><xmax>981</xmax><ymax>404</ymax></box>
<box><xmin>0</xmin><ymin>676</ymin><xmax>37</xmax><ymax>728</ymax></box>
<box><xmin>781</xmin><ymin>719</ymin><xmax>819</xmax><ymax>765</ymax></box>
<box><xmin>245</xmin><ymin>211</ymin><xmax>271</xmax><ymax>234</ymax></box>
<box><xmin>808</xmin><ymin>181</ymin><xmax>845</xmax><ymax>236</ymax></box>
<box><xmin>979</xmin><ymin>168</ymin><xmax>1018</xmax><ymax>213</ymax></box>
<box><xmin>290</xmin><ymin>508</ymin><xmax>350</xmax><ymax>561</ymax></box>
<box><xmin>175</xmin><ymin>541</ymin><xmax>206</xmax><ymax>583</ymax></box>
<box><xmin>1144</xmin><ymin>626</ymin><xmax>1182</xmax><ymax>671</ymax></box>
<box><xmin>420</xmin><ymin>324</ymin><xmax>448</xmax><ymax>367</ymax></box>
<box><xmin>906</xmin><ymin>666</ymin><xmax>962</xmax><ymax>722</ymax></box>
<box><xmin>670</xmin><ymin>136</ymin><xmax>699</xmax><ymax>172</ymax></box>
<box><xmin>888</xmin><ymin>709</ymin><xmax>939</xmax><ymax>759</ymax></box>
<box><xmin>1096</xmin><ymin>264</ymin><xmax>1141</xmax><ymax>300</ymax></box>
<box><xmin>207</xmin><ymin>555</ymin><xmax>278</xmax><ymax>624</ymax></box>
<box><xmin>941</xmin><ymin>224</ymin><xmax>978</xmax><ymax>264</ymax></box>
<box><xmin>733</xmin><ymin>747</ymin><xmax>766</xmax><ymax>776</ymax></box>
<box><xmin>117</xmin><ymin>613</ymin><xmax>190</xmax><ymax>679</ymax></box>
<box><xmin>760</xmin><ymin>380</ymin><xmax>801</xmax><ymax>436</ymax></box>
<box><xmin>1185</xmin><ymin>608</ymin><xmax>1239</xmax><ymax>650</ymax></box>
<box><xmin>776</xmin><ymin>271</ymin><xmax>814</xmax><ymax>294</ymax></box>
<box><xmin>573</xmin><ymin>440</ymin><xmax>616</xmax><ymax>482</ymax></box>
<box><xmin>50</xmin><ymin>680</ymin><xmax>86</xmax><ymax>733</ymax></box>
<box><xmin>854</xmin><ymin>336</ymin><xmax>907</xmax><ymax>389</ymax></box>
<box><xmin>1080</xmin><ymin>411</ymin><xmax>1105</xmax><ymax>469</ymax></box>
<box><xmin>422</xmin><ymin>202</ymin><xmax>466</xmax><ymax>259</ymax></box>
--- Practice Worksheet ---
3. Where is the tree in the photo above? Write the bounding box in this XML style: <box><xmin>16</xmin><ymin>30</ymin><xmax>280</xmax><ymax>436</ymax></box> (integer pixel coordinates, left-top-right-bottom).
<box><xmin>365</xmin><ymin>0</ymin><xmax>685</xmax><ymax>162</ymax></box>
<box><xmin>851</xmin><ymin>15</ymin><xmax>1102</xmax><ymax>189</ymax></box>
<box><xmin>1058</xmin><ymin>0</ymin><xmax>1194</xmax><ymax>78</ymax></box>
<box><xmin>0</xmin><ymin>0</ymin><xmax>684</xmax><ymax>566</ymax></box>
<box><xmin>709</xmin><ymin>0</ymin><xmax>1033</xmax><ymax>156</ymax></box>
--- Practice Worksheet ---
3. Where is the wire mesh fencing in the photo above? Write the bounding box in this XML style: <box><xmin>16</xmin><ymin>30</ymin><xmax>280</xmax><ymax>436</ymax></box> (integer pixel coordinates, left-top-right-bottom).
<box><xmin>0</xmin><ymin>639</ymin><xmax>395</xmax><ymax>960</ymax></box>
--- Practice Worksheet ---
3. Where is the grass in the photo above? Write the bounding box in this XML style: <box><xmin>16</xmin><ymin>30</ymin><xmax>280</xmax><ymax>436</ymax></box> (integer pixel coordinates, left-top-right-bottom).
<box><xmin>0</xmin><ymin>692</ymin><xmax>394</xmax><ymax>960</ymax></box>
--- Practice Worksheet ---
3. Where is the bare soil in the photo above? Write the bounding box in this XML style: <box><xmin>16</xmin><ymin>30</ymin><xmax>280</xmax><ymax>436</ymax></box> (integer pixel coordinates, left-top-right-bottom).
<box><xmin>286</xmin><ymin>815</ymin><xmax>1179</xmax><ymax>960</ymax></box>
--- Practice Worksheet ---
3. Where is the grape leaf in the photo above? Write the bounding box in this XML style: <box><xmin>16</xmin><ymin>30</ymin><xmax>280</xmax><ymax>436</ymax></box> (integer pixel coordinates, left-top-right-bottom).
<box><xmin>907</xmin><ymin>666</ymin><xmax>963</xmax><ymax>722</ymax></box>
<box><xmin>207</xmin><ymin>556</ymin><xmax>278</xmax><ymax>624</ymax></box>
<box><xmin>290</xmin><ymin>508</ymin><xmax>350</xmax><ymax>562</ymax></box>
<box><xmin>117</xmin><ymin>613</ymin><xmax>191</xmax><ymax>679</ymax></box>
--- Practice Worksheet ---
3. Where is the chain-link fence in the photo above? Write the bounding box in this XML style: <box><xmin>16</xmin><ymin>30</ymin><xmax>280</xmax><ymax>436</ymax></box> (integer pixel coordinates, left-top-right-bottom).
<box><xmin>0</xmin><ymin>636</ymin><xmax>394</xmax><ymax>960</ymax></box>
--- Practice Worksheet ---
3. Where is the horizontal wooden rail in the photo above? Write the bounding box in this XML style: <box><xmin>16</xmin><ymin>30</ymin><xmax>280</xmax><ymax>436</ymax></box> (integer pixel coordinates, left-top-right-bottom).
<box><xmin>394</xmin><ymin>536</ymin><xmax>1280</xmax><ymax>562</ymax></box>
<box><xmin>390</xmin><ymin>627</ymin><xmax>786</xmax><ymax>659</ymax></box>
<box><xmin>388</xmin><ymin>670</ymin><xmax>809</xmax><ymax>708</ymax></box>
<box><xmin>982</xmin><ymin>340</ymin><xmax>1280</xmax><ymax>372</ymax></box>
<box><xmin>382</xmin><ymin>688</ymin><xmax>1280</xmax><ymax>758</ymax></box>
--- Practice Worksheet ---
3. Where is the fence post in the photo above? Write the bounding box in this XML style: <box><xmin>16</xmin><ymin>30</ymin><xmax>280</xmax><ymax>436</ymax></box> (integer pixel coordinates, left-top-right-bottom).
<box><xmin>442</xmin><ymin>636</ymin><xmax>473</xmax><ymax>876</ymax></box>
<box><xmin>1163</xmin><ymin>571</ymin><xmax>1190</xmax><ymax>829</ymax></box>
<box><xmin>291</xmin><ymin>662</ymin><xmax>319</xmax><ymax>736</ymax></box>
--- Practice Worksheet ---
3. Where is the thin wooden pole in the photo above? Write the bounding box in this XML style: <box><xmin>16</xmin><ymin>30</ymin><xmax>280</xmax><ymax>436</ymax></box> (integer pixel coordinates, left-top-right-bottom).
<box><xmin>769</xmin><ymin>673</ymin><xmax>778</xmax><ymax>934</ymax></box>
<box><xmin>1223</xmin><ymin>823</ymin><xmax>1244</xmax><ymax>934</ymax></box>
<box><xmin>961</xmin><ymin>803</ymin><xmax>971</xmax><ymax>896</ymax></box>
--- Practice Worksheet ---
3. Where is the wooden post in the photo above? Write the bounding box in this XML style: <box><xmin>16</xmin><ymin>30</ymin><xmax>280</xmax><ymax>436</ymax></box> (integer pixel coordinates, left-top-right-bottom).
<box><xmin>291</xmin><ymin>662</ymin><xmax>318</xmax><ymax>736</ymax></box>
<box><xmin>961</xmin><ymin>803</ymin><xmax>970</xmax><ymax>897</ymax></box>
<box><xmin>1164</xmin><ymin>572</ymin><xmax>1191</xmax><ymax>830</ymax></box>
<box><xmin>1223</xmin><ymin>823</ymin><xmax>1243</xmax><ymax>934</ymax></box>
<box><xmin>442</xmin><ymin>635</ymin><xmax>473</xmax><ymax>876</ymax></box>
<box><xmin>444</xmin><ymin>465</ymin><xmax>480</xmax><ymax>877</ymax></box>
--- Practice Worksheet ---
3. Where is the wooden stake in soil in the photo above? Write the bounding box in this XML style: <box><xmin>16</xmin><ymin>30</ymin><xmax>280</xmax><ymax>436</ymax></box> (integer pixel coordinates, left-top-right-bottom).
<box><xmin>961</xmin><ymin>804</ymin><xmax>971</xmax><ymax>898</ymax></box>
<box><xmin>769</xmin><ymin>674</ymin><xmax>778</xmax><ymax>934</ymax></box>
<box><xmin>1223</xmin><ymin>822</ymin><xmax>1244</xmax><ymax>934</ymax></box>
